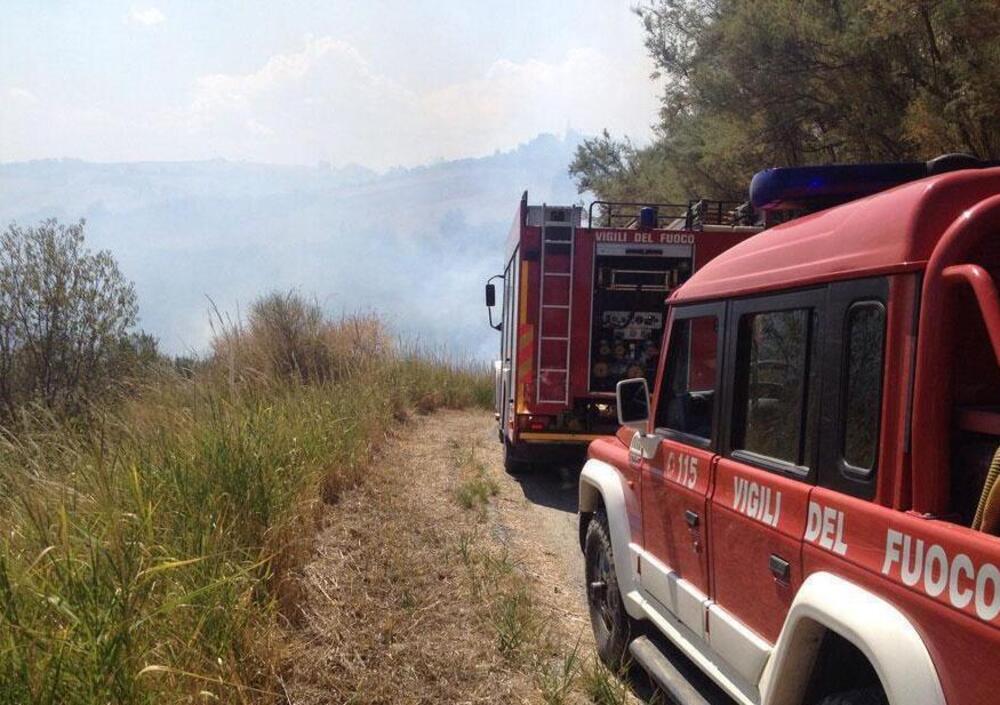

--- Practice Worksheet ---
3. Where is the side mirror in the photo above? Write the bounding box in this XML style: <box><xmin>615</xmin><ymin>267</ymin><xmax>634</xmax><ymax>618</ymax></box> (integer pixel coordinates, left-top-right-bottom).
<box><xmin>616</xmin><ymin>378</ymin><xmax>650</xmax><ymax>432</ymax></box>
<box><xmin>485</xmin><ymin>274</ymin><xmax>503</xmax><ymax>331</ymax></box>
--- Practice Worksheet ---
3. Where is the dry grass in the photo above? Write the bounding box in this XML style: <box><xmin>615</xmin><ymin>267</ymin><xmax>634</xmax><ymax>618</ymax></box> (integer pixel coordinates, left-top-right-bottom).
<box><xmin>281</xmin><ymin>413</ymin><xmax>607</xmax><ymax>705</ymax></box>
<box><xmin>450</xmin><ymin>440</ymin><xmax>500</xmax><ymax>513</ymax></box>
<box><xmin>0</xmin><ymin>294</ymin><xmax>492</xmax><ymax>705</ymax></box>
<box><xmin>0</xmin><ymin>289</ymin><xmax>645</xmax><ymax>705</ymax></box>
<box><xmin>581</xmin><ymin>661</ymin><xmax>640</xmax><ymax>705</ymax></box>
<box><xmin>449</xmin><ymin>436</ymin><xmax>605</xmax><ymax>705</ymax></box>
<box><xmin>210</xmin><ymin>292</ymin><xmax>391</xmax><ymax>386</ymax></box>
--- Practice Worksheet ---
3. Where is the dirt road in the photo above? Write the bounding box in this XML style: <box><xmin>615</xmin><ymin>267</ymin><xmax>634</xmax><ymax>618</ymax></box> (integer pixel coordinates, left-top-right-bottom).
<box><xmin>285</xmin><ymin>407</ymin><xmax>661</xmax><ymax>703</ymax></box>
<box><xmin>470</xmin><ymin>410</ymin><xmax>595</xmax><ymax>642</ymax></box>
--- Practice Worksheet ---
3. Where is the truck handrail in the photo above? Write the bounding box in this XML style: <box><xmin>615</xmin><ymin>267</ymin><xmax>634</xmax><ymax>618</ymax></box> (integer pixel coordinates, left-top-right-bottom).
<box><xmin>588</xmin><ymin>199</ymin><xmax>756</xmax><ymax>229</ymax></box>
<box><xmin>588</xmin><ymin>201</ymin><xmax>690</xmax><ymax>229</ymax></box>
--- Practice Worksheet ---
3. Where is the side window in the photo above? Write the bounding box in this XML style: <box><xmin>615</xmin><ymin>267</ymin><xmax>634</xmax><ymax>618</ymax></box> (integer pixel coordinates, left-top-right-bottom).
<box><xmin>656</xmin><ymin>315</ymin><xmax>719</xmax><ymax>444</ymax></box>
<box><xmin>842</xmin><ymin>302</ymin><xmax>886</xmax><ymax>472</ymax></box>
<box><xmin>733</xmin><ymin>308</ymin><xmax>815</xmax><ymax>467</ymax></box>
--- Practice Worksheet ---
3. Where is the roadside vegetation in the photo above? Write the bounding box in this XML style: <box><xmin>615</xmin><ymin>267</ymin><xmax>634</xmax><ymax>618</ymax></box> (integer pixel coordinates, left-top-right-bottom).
<box><xmin>0</xmin><ymin>220</ymin><xmax>491</xmax><ymax>704</ymax></box>
<box><xmin>0</xmin><ymin>218</ymin><xmax>156</xmax><ymax>422</ymax></box>
<box><xmin>572</xmin><ymin>1</ymin><xmax>1000</xmax><ymax>202</ymax></box>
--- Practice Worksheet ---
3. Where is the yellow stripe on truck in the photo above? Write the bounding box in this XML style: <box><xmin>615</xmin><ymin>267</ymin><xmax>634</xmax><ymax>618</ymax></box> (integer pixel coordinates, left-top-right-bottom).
<box><xmin>518</xmin><ymin>432</ymin><xmax>606</xmax><ymax>443</ymax></box>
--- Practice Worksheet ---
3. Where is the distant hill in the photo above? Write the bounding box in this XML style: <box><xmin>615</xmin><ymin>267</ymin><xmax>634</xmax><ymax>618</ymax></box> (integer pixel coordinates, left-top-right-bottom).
<box><xmin>0</xmin><ymin>132</ymin><xmax>586</xmax><ymax>359</ymax></box>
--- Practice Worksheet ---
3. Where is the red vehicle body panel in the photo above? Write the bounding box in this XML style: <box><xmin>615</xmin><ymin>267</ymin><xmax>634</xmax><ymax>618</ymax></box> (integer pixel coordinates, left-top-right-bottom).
<box><xmin>803</xmin><ymin>485</ymin><xmax>1000</xmax><ymax>705</ymax></box>
<box><xmin>642</xmin><ymin>438</ymin><xmax>715</xmax><ymax>596</ymax></box>
<box><xmin>710</xmin><ymin>459</ymin><xmax>811</xmax><ymax>642</ymax></box>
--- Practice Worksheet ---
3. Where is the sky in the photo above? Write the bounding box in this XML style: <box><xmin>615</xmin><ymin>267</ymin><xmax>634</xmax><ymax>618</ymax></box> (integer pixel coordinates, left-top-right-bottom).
<box><xmin>0</xmin><ymin>1</ymin><xmax>661</xmax><ymax>169</ymax></box>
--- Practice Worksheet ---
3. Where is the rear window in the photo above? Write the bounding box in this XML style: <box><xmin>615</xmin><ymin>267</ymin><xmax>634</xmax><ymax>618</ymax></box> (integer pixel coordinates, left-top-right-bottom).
<box><xmin>842</xmin><ymin>302</ymin><xmax>885</xmax><ymax>472</ymax></box>
<box><xmin>733</xmin><ymin>308</ymin><xmax>814</xmax><ymax>467</ymax></box>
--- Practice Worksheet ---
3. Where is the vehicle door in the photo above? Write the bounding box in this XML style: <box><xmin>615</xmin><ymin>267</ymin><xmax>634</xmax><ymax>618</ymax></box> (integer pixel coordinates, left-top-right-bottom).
<box><xmin>708</xmin><ymin>289</ymin><xmax>823</xmax><ymax>686</ymax></box>
<box><xmin>640</xmin><ymin>302</ymin><xmax>724</xmax><ymax>638</ymax></box>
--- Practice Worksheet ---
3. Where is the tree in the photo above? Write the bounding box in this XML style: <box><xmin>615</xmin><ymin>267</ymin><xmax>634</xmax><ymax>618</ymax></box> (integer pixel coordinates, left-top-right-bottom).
<box><xmin>569</xmin><ymin>130</ymin><xmax>687</xmax><ymax>203</ymax></box>
<box><xmin>572</xmin><ymin>0</ymin><xmax>1000</xmax><ymax>202</ymax></box>
<box><xmin>0</xmin><ymin>218</ymin><xmax>144</xmax><ymax>420</ymax></box>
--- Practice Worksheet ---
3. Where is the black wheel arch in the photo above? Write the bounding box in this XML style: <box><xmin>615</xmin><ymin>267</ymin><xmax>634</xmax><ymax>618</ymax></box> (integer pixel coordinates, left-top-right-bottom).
<box><xmin>802</xmin><ymin>630</ymin><xmax>887</xmax><ymax>705</ymax></box>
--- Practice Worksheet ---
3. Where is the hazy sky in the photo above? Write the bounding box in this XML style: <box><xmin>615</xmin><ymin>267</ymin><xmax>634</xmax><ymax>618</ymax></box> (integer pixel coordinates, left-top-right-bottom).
<box><xmin>1</xmin><ymin>1</ymin><xmax>661</xmax><ymax>169</ymax></box>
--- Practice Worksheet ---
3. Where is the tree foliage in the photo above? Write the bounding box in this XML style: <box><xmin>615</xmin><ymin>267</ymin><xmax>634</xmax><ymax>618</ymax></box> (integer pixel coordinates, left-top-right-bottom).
<box><xmin>571</xmin><ymin>0</ymin><xmax>1000</xmax><ymax>201</ymax></box>
<box><xmin>0</xmin><ymin>219</ymin><xmax>148</xmax><ymax>420</ymax></box>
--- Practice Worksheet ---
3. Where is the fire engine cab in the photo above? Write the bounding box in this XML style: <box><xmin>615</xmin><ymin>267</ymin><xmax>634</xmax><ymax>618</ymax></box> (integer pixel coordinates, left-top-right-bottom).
<box><xmin>485</xmin><ymin>194</ymin><xmax>759</xmax><ymax>473</ymax></box>
<box><xmin>579</xmin><ymin>156</ymin><xmax>1000</xmax><ymax>705</ymax></box>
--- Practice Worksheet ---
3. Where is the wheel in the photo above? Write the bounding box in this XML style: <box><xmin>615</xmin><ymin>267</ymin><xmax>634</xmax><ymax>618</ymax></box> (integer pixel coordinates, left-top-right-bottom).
<box><xmin>503</xmin><ymin>441</ymin><xmax>532</xmax><ymax>475</ymax></box>
<box><xmin>585</xmin><ymin>510</ymin><xmax>632</xmax><ymax>668</ymax></box>
<box><xmin>814</xmin><ymin>688</ymin><xmax>888</xmax><ymax>705</ymax></box>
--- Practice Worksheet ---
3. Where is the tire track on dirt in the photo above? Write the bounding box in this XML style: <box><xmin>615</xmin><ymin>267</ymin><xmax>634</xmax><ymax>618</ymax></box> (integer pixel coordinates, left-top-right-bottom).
<box><xmin>283</xmin><ymin>408</ymin><xmax>648</xmax><ymax>704</ymax></box>
<box><xmin>471</xmin><ymin>415</ymin><xmax>594</xmax><ymax>644</ymax></box>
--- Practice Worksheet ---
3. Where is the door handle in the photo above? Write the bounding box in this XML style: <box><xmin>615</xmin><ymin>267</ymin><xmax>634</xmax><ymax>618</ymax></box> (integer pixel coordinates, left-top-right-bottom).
<box><xmin>769</xmin><ymin>554</ymin><xmax>790</xmax><ymax>582</ymax></box>
<box><xmin>684</xmin><ymin>510</ymin><xmax>699</xmax><ymax>528</ymax></box>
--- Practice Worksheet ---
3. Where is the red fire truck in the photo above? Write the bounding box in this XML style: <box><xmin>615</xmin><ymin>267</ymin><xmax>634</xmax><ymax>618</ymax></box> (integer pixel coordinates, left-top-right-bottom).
<box><xmin>485</xmin><ymin>194</ymin><xmax>759</xmax><ymax>473</ymax></box>
<box><xmin>579</xmin><ymin>155</ymin><xmax>1000</xmax><ymax>705</ymax></box>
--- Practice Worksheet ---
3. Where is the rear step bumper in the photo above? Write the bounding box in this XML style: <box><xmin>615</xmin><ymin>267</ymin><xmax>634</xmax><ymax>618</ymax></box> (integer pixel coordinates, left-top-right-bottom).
<box><xmin>629</xmin><ymin>635</ymin><xmax>718</xmax><ymax>705</ymax></box>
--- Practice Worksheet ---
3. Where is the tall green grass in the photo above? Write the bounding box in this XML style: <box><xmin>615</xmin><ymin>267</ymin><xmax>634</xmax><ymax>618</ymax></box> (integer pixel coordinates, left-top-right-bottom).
<box><xmin>0</xmin><ymin>310</ymin><xmax>491</xmax><ymax>704</ymax></box>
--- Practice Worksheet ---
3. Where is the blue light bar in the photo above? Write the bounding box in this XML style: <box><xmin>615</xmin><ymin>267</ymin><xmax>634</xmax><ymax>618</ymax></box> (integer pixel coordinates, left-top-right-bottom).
<box><xmin>750</xmin><ymin>162</ymin><xmax>926</xmax><ymax>211</ymax></box>
<box><xmin>749</xmin><ymin>154</ymin><xmax>994</xmax><ymax>212</ymax></box>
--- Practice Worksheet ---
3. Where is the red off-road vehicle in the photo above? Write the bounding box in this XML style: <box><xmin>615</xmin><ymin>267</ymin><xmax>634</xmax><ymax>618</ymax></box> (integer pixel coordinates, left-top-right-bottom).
<box><xmin>579</xmin><ymin>157</ymin><xmax>1000</xmax><ymax>705</ymax></box>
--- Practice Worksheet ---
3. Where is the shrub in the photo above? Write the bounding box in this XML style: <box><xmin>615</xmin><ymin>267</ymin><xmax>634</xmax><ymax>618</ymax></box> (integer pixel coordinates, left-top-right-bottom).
<box><xmin>210</xmin><ymin>291</ymin><xmax>390</xmax><ymax>386</ymax></box>
<box><xmin>0</xmin><ymin>219</ymin><xmax>150</xmax><ymax>421</ymax></box>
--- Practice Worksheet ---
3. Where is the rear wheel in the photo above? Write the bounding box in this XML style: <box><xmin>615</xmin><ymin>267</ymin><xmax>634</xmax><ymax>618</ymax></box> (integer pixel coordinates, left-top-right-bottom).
<box><xmin>503</xmin><ymin>441</ymin><xmax>532</xmax><ymax>475</ymax></box>
<box><xmin>814</xmin><ymin>688</ymin><xmax>888</xmax><ymax>705</ymax></box>
<box><xmin>585</xmin><ymin>510</ymin><xmax>632</xmax><ymax>668</ymax></box>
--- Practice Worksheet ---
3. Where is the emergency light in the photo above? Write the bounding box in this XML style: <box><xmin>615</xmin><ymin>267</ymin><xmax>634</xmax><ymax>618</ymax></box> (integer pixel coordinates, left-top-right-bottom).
<box><xmin>639</xmin><ymin>206</ymin><xmax>658</xmax><ymax>229</ymax></box>
<box><xmin>750</xmin><ymin>153</ymin><xmax>996</xmax><ymax>212</ymax></box>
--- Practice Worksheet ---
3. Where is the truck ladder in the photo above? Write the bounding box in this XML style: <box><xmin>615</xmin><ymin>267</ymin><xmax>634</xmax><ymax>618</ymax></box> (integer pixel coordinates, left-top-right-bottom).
<box><xmin>536</xmin><ymin>204</ymin><xmax>576</xmax><ymax>405</ymax></box>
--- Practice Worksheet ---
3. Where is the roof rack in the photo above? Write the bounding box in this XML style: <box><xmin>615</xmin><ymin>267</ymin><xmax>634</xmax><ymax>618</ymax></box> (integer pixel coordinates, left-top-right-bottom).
<box><xmin>686</xmin><ymin>199</ymin><xmax>756</xmax><ymax>228</ymax></box>
<box><xmin>588</xmin><ymin>201</ymin><xmax>690</xmax><ymax>229</ymax></box>
<box><xmin>588</xmin><ymin>199</ymin><xmax>757</xmax><ymax>230</ymax></box>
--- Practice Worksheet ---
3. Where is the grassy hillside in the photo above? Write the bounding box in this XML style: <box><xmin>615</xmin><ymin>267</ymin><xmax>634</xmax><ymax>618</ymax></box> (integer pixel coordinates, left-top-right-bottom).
<box><xmin>0</xmin><ymin>133</ymin><xmax>584</xmax><ymax>361</ymax></box>
<box><xmin>0</xmin><ymin>306</ymin><xmax>491</xmax><ymax>704</ymax></box>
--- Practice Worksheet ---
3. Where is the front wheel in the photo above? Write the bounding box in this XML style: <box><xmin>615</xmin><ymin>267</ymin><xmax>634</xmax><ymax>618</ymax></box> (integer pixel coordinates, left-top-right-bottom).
<box><xmin>585</xmin><ymin>510</ymin><xmax>632</xmax><ymax>668</ymax></box>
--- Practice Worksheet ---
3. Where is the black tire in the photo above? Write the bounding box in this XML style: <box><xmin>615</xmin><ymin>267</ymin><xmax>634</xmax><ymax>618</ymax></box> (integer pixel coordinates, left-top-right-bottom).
<box><xmin>503</xmin><ymin>441</ymin><xmax>531</xmax><ymax>475</ymax></box>
<box><xmin>814</xmin><ymin>688</ymin><xmax>888</xmax><ymax>705</ymax></box>
<box><xmin>584</xmin><ymin>510</ymin><xmax>632</xmax><ymax>668</ymax></box>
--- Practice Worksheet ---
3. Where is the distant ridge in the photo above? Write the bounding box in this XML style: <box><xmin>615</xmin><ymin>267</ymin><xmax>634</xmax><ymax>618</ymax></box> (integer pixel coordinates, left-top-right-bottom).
<box><xmin>0</xmin><ymin>132</ymin><xmax>587</xmax><ymax>358</ymax></box>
